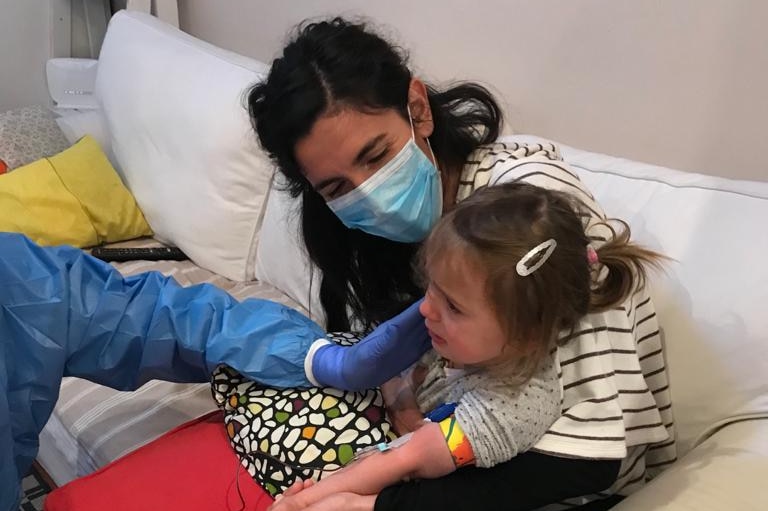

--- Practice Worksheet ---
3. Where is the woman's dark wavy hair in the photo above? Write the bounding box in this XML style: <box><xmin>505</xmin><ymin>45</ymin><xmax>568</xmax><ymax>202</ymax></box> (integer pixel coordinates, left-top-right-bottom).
<box><xmin>248</xmin><ymin>17</ymin><xmax>502</xmax><ymax>331</ymax></box>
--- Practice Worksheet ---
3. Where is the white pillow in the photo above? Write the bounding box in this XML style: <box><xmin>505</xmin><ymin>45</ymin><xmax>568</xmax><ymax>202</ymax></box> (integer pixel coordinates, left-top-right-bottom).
<box><xmin>255</xmin><ymin>176</ymin><xmax>325</xmax><ymax>326</ymax></box>
<box><xmin>55</xmin><ymin>110</ymin><xmax>116</xmax><ymax>167</ymax></box>
<box><xmin>96</xmin><ymin>11</ymin><xmax>272</xmax><ymax>281</ymax></box>
<box><xmin>506</xmin><ymin>135</ymin><xmax>768</xmax><ymax>456</ymax></box>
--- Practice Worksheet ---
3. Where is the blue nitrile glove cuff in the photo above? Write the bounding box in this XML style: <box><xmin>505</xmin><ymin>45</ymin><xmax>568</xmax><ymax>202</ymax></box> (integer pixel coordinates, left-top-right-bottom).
<box><xmin>304</xmin><ymin>339</ymin><xmax>335</xmax><ymax>387</ymax></box>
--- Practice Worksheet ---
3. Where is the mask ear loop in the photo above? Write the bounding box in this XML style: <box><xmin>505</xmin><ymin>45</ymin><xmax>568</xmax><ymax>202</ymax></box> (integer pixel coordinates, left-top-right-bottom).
<box><xmin>406</xmin><ymin>104</ymin><xmax>417</xmax><ymax>140</ymax></box>
<box><xmin>407</xmin><ymin>104</ymin><xmax>440</xmax><ymax>174</ymax></box>
<box><xmin>425</xmin><ymin>138</ymin><xmax>440</xmax><ymax>174</ymax></box>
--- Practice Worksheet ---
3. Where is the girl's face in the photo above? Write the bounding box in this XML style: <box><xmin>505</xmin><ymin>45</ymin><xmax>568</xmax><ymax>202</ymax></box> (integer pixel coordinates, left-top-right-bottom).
<box><xmin>419</xmin><ymin>250</ymin><xmax>508</xmax><ymax>367</ymax></box>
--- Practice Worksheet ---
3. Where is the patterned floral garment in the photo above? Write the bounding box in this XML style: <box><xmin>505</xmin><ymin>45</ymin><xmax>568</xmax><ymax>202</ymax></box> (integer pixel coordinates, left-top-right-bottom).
<box><xmin>211</xmin><ymin>333</ymin><xmax>393</xmax><ymax>496</ymax></box>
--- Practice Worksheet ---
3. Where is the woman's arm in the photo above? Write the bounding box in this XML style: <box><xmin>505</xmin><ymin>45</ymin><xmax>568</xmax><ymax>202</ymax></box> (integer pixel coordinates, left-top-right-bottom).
<box><xmin>275</xmin><ymin>479</ymin><xmax>377</xmax><ymax>511</ymax></box>
<box><xmin>280</xmin><ymin>493</ymin><xmax>377</xmax><ymax>511</ymax></box>
<box><xmin>269</xmin><ymin>422</ymin><xmax>456</xmax><ymax>511</ymax></box>
<box><xmin>375</xmin><ymin>452</ymin><xmax>622</xmax><ymax>511</ymax></box>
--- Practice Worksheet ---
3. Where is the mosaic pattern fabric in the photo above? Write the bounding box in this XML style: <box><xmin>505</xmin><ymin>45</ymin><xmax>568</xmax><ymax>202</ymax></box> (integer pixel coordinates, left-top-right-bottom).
<box><xmin>211</xmin><ymin>333</ymin><xmax>393</xmax><ymax>497</ymax></box>
<box><xmin>0</xmin><ymin>105</ymin><xmax>70</xmax><ymax>170</ymax></box>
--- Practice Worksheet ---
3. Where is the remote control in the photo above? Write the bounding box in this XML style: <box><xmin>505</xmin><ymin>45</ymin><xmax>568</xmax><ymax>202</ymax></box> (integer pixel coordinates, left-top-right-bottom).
<box><xmin>90</xmin><ymin>246</ymin><xmax>189</xmax><ymax>262</ymax></box>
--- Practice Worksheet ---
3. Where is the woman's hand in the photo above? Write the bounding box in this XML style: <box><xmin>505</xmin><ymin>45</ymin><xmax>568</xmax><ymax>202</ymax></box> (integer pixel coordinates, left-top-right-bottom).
<box><xmin>277</xmin><ymin>478</ymin><xmax>315</xmax><ymax>498</ymax></box>
<box><xmin>268</xmin><ymin>478</ymin><xmax>312</xmax><ymax>511</ymax></box>
<box><xmin>268</xmin><ymin>483</ymin><xmax>376</xmax><ymax>511</ymax></box>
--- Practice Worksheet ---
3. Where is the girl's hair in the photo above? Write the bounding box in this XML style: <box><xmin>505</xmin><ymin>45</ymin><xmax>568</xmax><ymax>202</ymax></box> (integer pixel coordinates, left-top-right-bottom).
<box><xmin>421</xmin><ymin>182</ymin><xmax>664</xmax><ymax>380</ymax></box>
<box><xmin>247</xmin><ymin>17</ymin><xmax>502</xmax><ymax>331</ymax></box>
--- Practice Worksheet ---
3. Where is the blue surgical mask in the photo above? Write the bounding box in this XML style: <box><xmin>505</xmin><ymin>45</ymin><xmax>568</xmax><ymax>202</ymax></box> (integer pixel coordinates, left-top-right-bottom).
<box><xmin>326</xmin><ymin>108</ymin><xmax>442</xmax><ymax>243</ymax></box>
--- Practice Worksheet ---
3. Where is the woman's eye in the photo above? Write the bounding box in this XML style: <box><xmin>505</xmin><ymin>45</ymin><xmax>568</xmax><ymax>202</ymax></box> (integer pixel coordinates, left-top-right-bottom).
<box><xmin>324</xmin><ymin>182</ymin><xmax>348</xmax><ymax>200</ymax></box>
<box><xmin>368</xmin><ymin>148</ymin><xmax>389</xmax><ymax>165</ymax></box>
<box><xmin>328</xmin><ymin>184</ymin><xmax>343</xmax><ymax>199</ymax></box>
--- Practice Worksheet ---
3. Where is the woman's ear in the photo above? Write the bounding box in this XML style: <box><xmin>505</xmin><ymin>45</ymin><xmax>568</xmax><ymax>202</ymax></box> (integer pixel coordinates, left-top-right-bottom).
<box><xmin>408</xmin><ymin>78</ymin><xmax>434</xmax><ymax>138</ymax></box>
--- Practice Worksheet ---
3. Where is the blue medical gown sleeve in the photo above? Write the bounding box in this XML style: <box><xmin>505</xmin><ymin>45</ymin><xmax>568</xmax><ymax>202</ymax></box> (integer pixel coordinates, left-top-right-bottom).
<box><xmin>0</xmin><ymin>233</ymin><xmax>324</xmax><ymax>510</ymax></box>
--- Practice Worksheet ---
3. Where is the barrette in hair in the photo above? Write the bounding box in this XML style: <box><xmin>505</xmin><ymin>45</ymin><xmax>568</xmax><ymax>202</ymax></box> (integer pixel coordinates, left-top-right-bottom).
<box><xmin>587</xmin><ymin>245</ymin><xmax>599</xmax><ymax>265</ymax></box>
<box><xmin>516</xmin><ymin>239</ymin><xmax>557</xmax><ymax>277</ymax></box>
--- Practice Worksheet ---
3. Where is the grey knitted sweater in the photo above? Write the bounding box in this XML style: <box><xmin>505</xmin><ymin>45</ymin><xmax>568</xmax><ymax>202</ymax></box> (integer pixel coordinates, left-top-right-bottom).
<box><xmin>415</xmin><ymin>351</ymin><xmax>561</xmax><ymax>468</ymax></box>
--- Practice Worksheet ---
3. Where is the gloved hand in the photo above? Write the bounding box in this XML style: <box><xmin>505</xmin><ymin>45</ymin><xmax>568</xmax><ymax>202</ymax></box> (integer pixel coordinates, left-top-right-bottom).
<box><xmin>306</xmin><ymin>299</ymin><xmax>432</xmax><ymax>391</ymax></box>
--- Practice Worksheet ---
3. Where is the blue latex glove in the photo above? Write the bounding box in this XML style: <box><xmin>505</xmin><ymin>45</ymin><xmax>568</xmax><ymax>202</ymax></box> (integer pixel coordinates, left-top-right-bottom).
<box><xmin>0</xmin><ymin>233</ymin><xmax>325</xmax><ymax>511</ymax></box>
<box><xmin>306</xmin><ymin>299</ymin><xmax>432</xmax><ymax>391</ymax></box>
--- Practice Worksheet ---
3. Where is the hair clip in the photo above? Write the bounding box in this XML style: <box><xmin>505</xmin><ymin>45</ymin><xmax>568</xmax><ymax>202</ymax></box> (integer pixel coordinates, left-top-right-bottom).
<box><xmin>587</xmin><ymin>245</ymin><xmax>599</xmax><ymax>265</ymax></box>
<box><xmin>516</xmin><ymin>239</ymin><xmax>557</xmax><ymax>277</ymax></box>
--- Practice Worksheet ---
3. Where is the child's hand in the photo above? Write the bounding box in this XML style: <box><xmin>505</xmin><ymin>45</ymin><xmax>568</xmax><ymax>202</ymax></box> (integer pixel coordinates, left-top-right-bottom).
<box><xmin>381</xmin><ymin>373</ymin><xmax>424</xmax><ymax>435</ymax></box>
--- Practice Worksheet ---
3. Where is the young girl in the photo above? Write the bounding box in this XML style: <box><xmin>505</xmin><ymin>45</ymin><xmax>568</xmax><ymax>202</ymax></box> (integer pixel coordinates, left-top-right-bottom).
<box><xmin>269</xmin><ymin>181</ymin><xmax>664</xmax><ymax>511</ymax></box>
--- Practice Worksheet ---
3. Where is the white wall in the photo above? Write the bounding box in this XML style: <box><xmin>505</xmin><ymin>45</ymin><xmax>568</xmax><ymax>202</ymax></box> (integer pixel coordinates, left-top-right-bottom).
<box><xmin>0</xmin><ymin>0</ymin><xmax>110</xmax><ymax>112</ymax></box>
<box><xmin>0</xmin><ymin>0</ymin><xmax>69</xmax><ymax>111</ymax></box>
<box><xmin>178</xmin><ymin>0</ymin><xmax>768</xmax><ymax>182</ymax></box>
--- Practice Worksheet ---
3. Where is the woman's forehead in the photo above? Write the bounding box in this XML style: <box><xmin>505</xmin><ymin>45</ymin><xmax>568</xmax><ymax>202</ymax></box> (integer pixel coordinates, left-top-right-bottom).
<box><xmin>294</xmin><ymin>108</ymin><xmax>406</xmax><ymax>180</ymax></box>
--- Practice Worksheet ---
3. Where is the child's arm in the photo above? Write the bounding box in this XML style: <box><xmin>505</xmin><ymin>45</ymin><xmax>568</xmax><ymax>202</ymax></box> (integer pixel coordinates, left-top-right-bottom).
<box><xmin>268</xmin><ymin>421</ymin><xmax>458</xmax><ymax>511</ymax></box>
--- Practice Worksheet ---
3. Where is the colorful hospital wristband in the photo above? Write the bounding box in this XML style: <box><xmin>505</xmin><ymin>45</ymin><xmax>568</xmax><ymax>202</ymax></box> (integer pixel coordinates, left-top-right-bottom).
<box><xmin>439</xmin><ymin>415</ymin><xmax>476</xmax><ymax>467</ymax></box>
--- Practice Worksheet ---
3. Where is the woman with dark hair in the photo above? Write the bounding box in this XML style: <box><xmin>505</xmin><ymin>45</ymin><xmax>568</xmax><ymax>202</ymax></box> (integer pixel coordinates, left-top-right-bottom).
<box><xmin>249</xmin><ymin>17</ymin><xmax>675</xmax><ymax>511</ymax></box>
<box><xmin>249</xmin><ymin>19</ymin><xmax>500</xmax><ymax>332</ymax></box>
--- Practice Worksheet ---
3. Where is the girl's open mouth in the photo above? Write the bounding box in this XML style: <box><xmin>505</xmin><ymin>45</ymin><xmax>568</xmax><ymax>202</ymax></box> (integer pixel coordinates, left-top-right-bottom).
<box><xmin>428</xmin><ymin>328</ymin><xmax>447</xmax><ymax>345</ymax></box>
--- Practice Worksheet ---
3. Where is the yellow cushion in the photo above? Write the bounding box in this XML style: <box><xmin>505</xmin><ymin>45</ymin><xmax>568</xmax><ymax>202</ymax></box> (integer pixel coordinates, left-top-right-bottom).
<box><xmin>0</xmin><ymin>136</ymin><xmax>151</xmax><ymax>247</ymax></box>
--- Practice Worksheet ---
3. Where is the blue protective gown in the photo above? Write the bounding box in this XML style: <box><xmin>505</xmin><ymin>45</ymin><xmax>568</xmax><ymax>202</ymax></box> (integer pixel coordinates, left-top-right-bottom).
<box><xmin>0</xmin><ymin>232</ymin><xmax>326</xmax><ymax>510</ymax></box>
